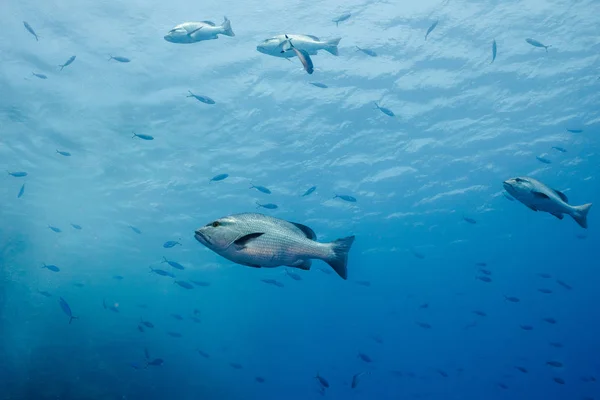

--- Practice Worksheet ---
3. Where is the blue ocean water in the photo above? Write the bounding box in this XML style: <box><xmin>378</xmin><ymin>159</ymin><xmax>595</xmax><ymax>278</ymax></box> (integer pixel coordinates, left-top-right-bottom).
<box><xmin>1</xmin><ymin>0</ymin><xmax>599</xmax><ymax>399</ymax></box>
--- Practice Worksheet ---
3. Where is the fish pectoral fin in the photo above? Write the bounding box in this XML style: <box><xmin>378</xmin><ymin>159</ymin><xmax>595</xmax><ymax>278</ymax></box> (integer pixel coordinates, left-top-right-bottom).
<box><xmin>527</xmin><ymin>205</ymin><xmax>538</xmax><ymax>212</ymax></box>
<box><xmin>531</xmin><ymin>191</ymin><xmax>550</xmax><ymax>199</ymax></box>
<box><xmin>241</xmin><ymin>262</ymin><xmax>262</xmax><ymax>268</ymax></box>
<box><xmin>551</xmin><ymin>188</ymin><xmax>569</xmax><ymax>203</ymax></box>
<box><xmin>288</xmin><ymin>259</ymin><xmax>312</xmax><ymax>270</ymax></box>
<box><xmin>290</xmin><ymin>222</ymin><xmax>317</xmax><ymax>240</ymax></box>
<box><xmin>187</xmin><ymin>27</ymin><xmax>203</xmax><ymax>37</ymax></box>
<box><xmin>233</xmin><ymin>232</ymin><xmax>265</xmax><ymax>248</ymax></box>
<box><xmin>551</xmin><ymin>212</ymin><xmax>564</xmax><ymax>220</ymax></box>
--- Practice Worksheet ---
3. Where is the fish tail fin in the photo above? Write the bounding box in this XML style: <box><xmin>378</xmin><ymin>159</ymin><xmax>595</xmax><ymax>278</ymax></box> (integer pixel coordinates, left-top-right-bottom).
<box><xmin>108</xmin><ymin>55</ymin><xmax>113</xmax><ymax>61</ymax></box>
<box><xmin>161</xmin><ymin>257</ymin><xmax>167</xmax><ymax>263</ymax></box>
<box><xmin>69</xmin><ymin>316</ymin><xmax>78</xmax><ymax>324</ymax></box>
<box><xmin>572</xmin><ymin>203</ymin><xmax>592</xmax><ymax>229</ymax></box>
<box><xmin>545</xmin><ymin>45</ymin><xmax>552</xmax><ymax>52</ymax></box>
<box><xmin>325</xmin><ymin>235</ymin><xmax>355</xmax><ymax>279</ymax></box>
<box><xmin>221</xmin><ymin>16</ymin><xmax>235</xmax><ymax>37</ymax></box>
<box><xmin>255</xmin><ymin>201</ymin><xmax>261</xmax><ymax>209</ymax></box>
<box><xmin>131</xmin><ymin>131</ymin><xmax>137</xmax><ymax>138</ymax></box>
<box><xmin>324</xmin><ymin>38</ymin><xmax>341</xmax><ymax>56</ymax></box>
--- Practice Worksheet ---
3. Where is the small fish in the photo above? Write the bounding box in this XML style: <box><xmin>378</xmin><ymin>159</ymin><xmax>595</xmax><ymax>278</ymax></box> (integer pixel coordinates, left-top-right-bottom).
<box><xmin>491</xmin><ymin>39</ymin><xmax>497</xmax><ymax>63</ymax></box>
<box><xmin>129</xmin><ymin>225</ymin><xmax>142</xmax><ymax>234</ymax></box>
<box><xmin>355</xmin><ymin>280</ymin><xmax>371</xmax><ymax>287</ymax></box>
<box><xmin>210</xmin><ymin>173</ymin><xmax>229</xmax><ymax>182</ymax></box>
<box><xmin>536</xmin><ymin>156</ymin><xmax>552</xmax><ymax>164</ymax></box>
<box><xmin>137</xmin><ymin>325</ymin><xmax>145</xmax><ymax>332</ymax></box>
<box><xmin>309</xmin><ymin>82</ymin><xmax>327</xmax><ymax>88</ymax></box>
<box><xmin>302</xmin><ymin>186</ymin><xmax>317</xmax><ymax>196</ymax></box>
<box><xmin>373</xmin><ymin>102</ymin><xmax>394</xmax><ymax>117</ymax></box>
<box><xmin>473</xmin><ymin>310</ymin><xmax>487</xmax><ymax>317</ymax></box>
<box><xmin>163</xmin><ymin>240</ymin><xmax>182</xmax><ymax>248</ymax></box>
<box><xmin>130</xmin><ymin>362</ymin><xmax>142</xmax><ymax>370</ymax></box>
<box><xmin>504</xmin><ymin>295</ymin><xmax>520</xmax><ymax>302</ymax></box>
<box><xmin>256</xmin><ymin>202</ymin><xmax>278</xmax><ymax>209</ymax></box>
<box><xmin>503</xmin><ymin>177</ymin><xmax>592</xmax><ymax>229</ymax></box>
<box><xmin>537</xmin><ymin>272</ymin><xmax>552</xmax><ymax>278</ymax></box>
<box><xmin>436</xmin><ymin>369</ymin><xmax>448</xmax><ymax>377</ymax></box>
<box><xmin>498</xmin><ymin>383</ymin><xmax>508</xmax><ymax>389</ymax></box>
<box><xmin>197</xmin><ymin>350</ymin><xmax>210</xmax><ymax>358</ymax></box>
<box><xmin>108</xmin><ymin>304</ymin><xmax>119</xmax><ymax>313</ymax></box>
<box><xmin>575</xmin><ymin>233</ymin><xmax>587</xmax><ymax>239</ymax></box>
<box><xmin>542</xmin><ymin>317</ymin><xmax>557</xmax><ymax>324</ymax></box>
<box><xmin>132</xmin><ymin>132</ymin><xmax>154</xmax><ymax>140</ymax></box>
<box><xmin>549</xmin><ymin>342</ymin><xmax>563</xmax><ymax>348</ymax></box>
<box><xmin>416</xmin><ymin>321</ymin><xmax>432</xmax><ymax>329</ymax></box>
<box><xmin>257</xmin><ymin>34</ymin><xmax>340</xmax><ymax>58</ymax></box>
<box><xmin>356</xmin><ymin>46</ymin><xmax>377</xmax><ymax>57</ymax></box>
<box><xmin>479</xmin><ymin>268</ymin><xmax>492</xmax><ymax>275</ymax></box>
<box><xmin>187</xmin><ymin>91</ymin><xmax>216</xmax><ymax>104</ymax></box>
<box><xmin>149</xmin><ymin>267</ymin><xmax>175</xmax><ymax>278</ymax></box>
<box><xmin>7</xmin><ymin>171</ymin><xmax>28</xmax><ymax>177</ymax></box>
<box><xmin>144</xmin><ymin>347</ymin><xmax>151</xmax><ymax>359</ymax></box>
<box><xmin>556</xmin><ymin>279</ymin><xmax>572</xmax><ymax>290</ymax></box>
<box><xmin>56</xmin><ymin>150</ymin><xmax>71</xmax><ymax>156</ymax></box>
<box><xmin>291</xmin><ymin>47</ymin><xmax>314</xmax><ymax>74</ymax></box>
<box><xmin>164</xmin><ymin>17</ymin><xmax>235</xmax><ymax>44</ymax></box>
<box><xmin>520</xmin><ymin>324</ymin><xmax>533</xmax><ymax>331</ymax></box>
<box><xmin>174</xmin><ymin>280</ymin><xmax>194</xmax><ymax>289</ymax></box>
<box><xmin>17</xmin><ymin>184</ymin><xmax>25</xmax><ymax>198</ymax></box>
<box><xmin>547</xmin><ymin>361</ymin><xmax>564</xmax><ymax>368</ymax></box>
<box><xmin>145</xmin><ymin>358</ymin><xmax>164</xmax><ymax>367</ymax></box>
<box><xmin>476</xmin><ymin>276</ymin><xmax>492</xmax><ymax>283</ymax></box>
<box><xmin>255</xmin><ymin>376</ymin><xmax>265</xmax><ymax>383</ymax></box>
<box><xmin>410</xmin><ymin>248</ymin><xmax>425</xmax><ymax>259</ymax></box>
<box><xmin>425</xmin><ymin>20</ymin><xmax>439</xmax><ymax>40</ymax></box>
<box><xmin>551</xmin><ymin>146</ymin><xmax>567</xmax><ymax>153</ymax></box>
<box><xmin>59</xmin><ymin>297</ymin><xmax>78</xmax><ymax>324</ymax></box>
<box><xmin>419</xmin><ymin>303</ymin><xmax>429</xmax><ymax>309</ymax></box>
<box><xmin>32</xmin><ymin>72</ymin><xmax>47</xmax><ymax>79</ymax></box>
<box><xmin>552</xmin><ymin>377</ymin><xmax>565</xmax><ymax>384</ymax></box>
<box><xmin>334</xmin><ymin>194</ymin><xmax>357</xmax><ymax>202</ymax></box>
<box><xmin>358</xmin><ymin>353</ymin><xmax>372</xmax><ymax>363</ymax></box>
<box><xmin>525</xmin><ymin>38</ymin><xmax>551</xmax><ymax>52</ymax></box>
<box><xmin>316</xmin><ymin>373</ymin><xmax>329</xmax><ymax>388</ymax></box>
<box><xmin>463</xmin><ymin>216</ymin><xmax>477</xmax><ymax>224</ymax></box>
<box><xmin>71</xmin><ymin>223</ymin><xmax>82</xmax><ymax>230</ymax></box>
<box><xmin>167</xmin><ymin>331</ymin><xmax>182</xmax><ymax>338</ymax></box>
<box><xmin>58</xmin><ymin>56</ymin><xmax>76</xmax><ymax>71</ymax></box>
<box><xmin>42</xmin><ymin>263</ymin><xmax>60</xmax><ymax>272</ymax></box>
<box><xmin>475</xmin><ymin>262</ymin><xmax>487</xmax><ymax>267</ymax></box>
<box><xmin>23</xmin><ymin>21</ymin><xmax>39</xmax><ymax>41</ymax></box>
<box><xmin>332</xmin><ymin>13</ymin><xmax>351</xmax><ymax>26</ymax></box>
<box><xmin>108</xmin><ymin>55</ymin><xmax>130</xmax><ymax>63</ymax></box>
<box><xmin>250</xmin><ymin>184</ymin><xmax>271</xmax><ymax>194</ymax></box>
<box><xmin>515</xmin><ymin>366</ymin><xmax>528</xmax><ymax>374</ymax></box>
<box><xmin>538</xmin><ymin>288</ymin><xmax>553</xmax><ymax>294</ymax></box>
<box><xmin>140</xmin><ymin>319</ymin><xmax>154</xmax><ymax>328</ymax></box>
<box><xmin>171</xmin><ymin>314</ymin><xmax>184</xmax><ymax>320</ymax></box>
<box><xmin>351</xmin><ymin>371</ymin><xmax>365</xmax><ymax>388</ymax></box>
<box><xmin>113</xmin><ymin>275</ymin><xmax>124</xmax><ymax>280</ymax></box>
<box><xmin>229</xmin><ymin>362</ymin><xmax>243</xmax><ymax>369</ymax></box>
<box><xmin>285</xmin><ymin>269</ymin><xmax>302</xmax><ymax>281</ymax></box>
<box><xmin>318</xmin><ymin>266</ymin><xmax>333</xmax><ymax>274</ymax></box>
<box><xmin>191</xmin><ymin>280</ymin><xmax>211</xmax><ymax>287</ymax></box>
<box><xmin>566</xmin><ymin>128</ymin><xmax>583</xmax><ymax>133</ymax></box>
<box><xmin>48</xmin><ymin>225</ymin><xmax>61</xmax><ymax>233</ymax></box>
<box><xmin>162</xmin><ymin>257</ymin><xmax>185</xmax><ymax>270</ymax></box>
<box><xmin>37</xmin><ymin>290</ymin><xmax>52</xmax><ymax>297</ymax></box>
<box><xmin>73</xmin><ymin>283</ymin><xmax>84</xmax><ymax>288</ymax></box>
<box><xmin>261</xmin><ymin>278</ymin><xmax>285</xmax><ymax>287</ymax></box>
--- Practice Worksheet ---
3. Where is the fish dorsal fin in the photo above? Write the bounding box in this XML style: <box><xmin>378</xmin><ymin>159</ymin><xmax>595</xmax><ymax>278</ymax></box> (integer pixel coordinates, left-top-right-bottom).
<box><xmin>201</xmin><ymin>20</ymin><xmax>216</xmax><ymax>26</ymax></box>
<box><xmin>551</xmin><ymin>212</ymin><xmax>564</xmax><ymax>220</ymax></box>
<box><xmin>303</xmin><ymin>34</ymin><xmax>320</xmax><ymax>41</ymax></box>
<box><xmin>234</xmin><ymin>232</ymin><xmax>264</xmax><ymax>248</ymax></box>
<box><xmin>552</xmin><ymin>188</ymin><xmax>568</xmax><ymax>203</ymax></box>
<box><xmin>291</xmin><ymin>222</ymin><xmax>317</xmax><ymax>240</ymax></box>
<box><xmin>531</xmin><ymin>191</ymin><xmax>550</xmax><ymax>199</ymax></box>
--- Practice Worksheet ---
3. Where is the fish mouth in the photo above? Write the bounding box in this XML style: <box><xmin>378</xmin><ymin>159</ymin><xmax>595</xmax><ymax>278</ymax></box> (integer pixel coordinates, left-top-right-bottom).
<box><xmin>502</xmin><ymin>181</ymin><xmax>511</xmax><ymax>190</ymax></box>
<box><xmin>256</xmin><ymin>46</ymin><xmax>268</xmax><ymax>54</ymax></box>
<box><xmin>194</xmin><ymin>230</ymin><xmax>210</xmax><ymax>245</ymax></box>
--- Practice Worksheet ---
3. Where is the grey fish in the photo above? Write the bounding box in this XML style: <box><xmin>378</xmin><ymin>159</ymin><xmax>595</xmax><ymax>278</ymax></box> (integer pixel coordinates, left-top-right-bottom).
<box><xmin>551</xmin><ymin>146</ymin><xmax>567</xmax><ymax>153</ymax></box>
<box><xmin>491</xmin><ymin>39</ymin><xmax>497</xmax><ymax>63</ymax></box>
<box><xmin>58</xmin><ymin>56</ymin><xmax>76</xmax><ymax>71</ymax></box>
<box><xmin>334</xmin><ymin>194</ymin><xmax>357</xmax><ymax>202</ymax></box>
<box><xmin>473</xmin><ymin>310</ymin><xmax>487</xmax><ymax>317</ymax></box>
<box><xmin>542</xmin><ymin>317</ymin><xmax>557</xmax><ymax>324</ymax></box>
<box><xmin>316</xmin><ymin>373</ymin><xmax>329</xmax><ymax>388</ymax></box>
<box><xmin>140</xmin><ymin>318</ymin><xmax>154</xmax><ymax>328</ymax></box>
<box><xmin>149</xmin><ymin>266</ymin><xmax>175</xmax><ymax>277</ymax></box>
<box><xmin>351</xmin><ymin>372</ymin><xmax>365</xmax><ymax>389</ymax></box>
<box><xmin>145</xmin><ymin>358</ymin><xmax>164</xmax><ymax>367</ymax></box>
<box><xmin>553</xmin><ymin>377</ymin><xmax>565</xmax><ymax>385</ymax></box>
<box><xmin>463</xmin><ymin>216</ymin><xmax>477</xmax><ymax>224</ymax></box>
<box><xmin>32</xmin><ymin>72</ymin><xmax>47</xmax><ymax>79</ymax></box>
<box><xmin>410</xmin><ymin>247</ymin><xmax>425</xmax><ymax>259</ymax></box>
<box><xmin>261</xmin><ymin>278</ymin><xmax>285</xmax><ymax>287</ymax></box>
<box><xmin>17</xmin><ymin>184</ymin><xmax>25</xmax><ymax>198</ymax></box>
<box><xmin>256</xmin><ymin>202</ymin><xmax>278</xmax><ymax>209</ymax></box>
<box><xmin>255</xmin><ymin>376</ymin><xmax>265</xmax><ymax>383</ymax></box>
<box><xmin>538</xmin><ymin>288</ymin><xmax>553</xmax><ymax>294</ymax></box>
<box><xmin>113</xmin><ymin>275</ymin><xmax>124</xmax><ymax>280</ymax></box>
<box><xmin>23</xmin><ymin>21</ymin><xmax>38</xmax><ymax>41</ymax></box>
<box><xmin>476</xmin><ymin>276</ymin><xmax>492</xmax><ymax>282</ymax></box>
<box><xmin>230</xmin><ymin>362</ymin><xmax>243</xmax><ymax>369</ymax></box>
<box><xmin>191</xmin><ymin>280</ymin><xmax>211</xmax><ymax>287</ymax></box>
<box><xmin>503</xmin><ymin>177</ymin><xmax>592</xmax><ymax>228</ymax></box>
<box><xmin>556</xmin><ymin>279</ymin><xmax>572</xmax><ymax>290</ymax></box>
<box><xmin>479</xmin><ymin>268</ymin><xmax>492</xmax><ymax>275</ymax></box>
<box><xmin>309</xmin><ymin>82</ymin><xmax>327</xmax><ymax>88</ymax></box>
<box><xmin>187</xmin><ymin>91</ymin><xmax>215</xmax><ymax>104</ymax></box>
<box><xmin>566</xmin><ymin>129</ymin><xmax>582</xmax><ymax>133</ymax></box>
<box><xmin>525</xmin><ymin>38</ymin><xmax>551</xmax><ymax>52</ymax></box>
<box><xmin>520</xmin><ymin>324</ymin><xmax>533</xmax><ymax>331</ymax></box>
<box><xmin>416</xmin><ymin>321</ymin><xmax>432</xmax><ymax>329</ymax></box>
<box><xmin>7</xmin><ymin>171</ymin><xmax>27</xmax><ymax>177</ymax></box>
<box><xmin>59</xmin><ymin>297</ymin><xmax>78</xmax><ymax>324</ymax></box>
<box><xmin>171</xmin><ymin>314</ymin><xmax>184</xmax><ymax>320</ymax></box>
<box><xmin>537</xmin><ymin>272</ymin><xmax>552</xmax><ymax>278</ymax></box>
<box><xmin>129</xmin><ymin>225</ymin><xmax>142</xmax><ymax>234</ymax></box>
<box><xmin>332</xmin><ymin>13</ymin><xmax>351</xmax><ymax>26</ymax></box>
<box><xmin>302</xmin><ymin>186</ymin><xmax>317</xmax><ymax>196</ymax></box>
<box><xmin>373</xmin><ymin>102</ymin><xmax>394</xmax><ymax>117</ymax></box>
<box><xmin>194</xmin><ymin>213</ymin><xmax>355</xmax><ymax>279</ymax></box>
<box><xmin>108</xmin><ymin>55</ymin><xmax>130</xmax><ymax>62</ymax></box>
<box><xmin>285</xmin><ymin>269</ymin><xmax>302</xmax><ymax>280</ymax></box>
<box><xmin>162</xmin><ymin>257</ymin><xmax>185</xmax><ymax>270</ymax></box>
<box><xmin>356</xmin><ymin>46</ymin><xmax>377</xmax><ymax>57</ymax></box>
<box><xmin>48</xmin><ymin>225</ymin><xmax>61</xmax><ymax>233</ymax></box>
<box><xmin>163</xmin><ymin>240</ymin><xmax>182</xmax><ymax>248</ymax></box>
<box><xmin>536</xmin><ymin>156</ymin><xmax>552</xmax><ymax>164</ymax></box>
<box><xmin>504</xmin><ymin>295</ymin><xmax>520</xmax><ymax>302</ymax></box>
<box><xmin>197</xmin><ymin>349</ymin><xmax>210</xmax><ymax>358</ymax></box>
<box><xmin>425</xmin><ymin>20</ymin><xmax>438</xmax><ymax>40</ymax></box>
<box><xmin>250</xmin><ymin>184</ymin><xmax>271</xmax><ymax>194</ymax></box>
<box><xmin>546</xmin><ymin>360</ymin><xmax>563</xmax><ymax>368</ymax></box>
<box><xmin>42</xmin><ymin>263</ymin><xmax>60</xmax><ymax>272</ymax></box>
<box><xmin>132</xmin><ymin>132</ymin><xmax>154</xmax><ymax>140</ymax></box>
<box><xmin>71</xmin><ymin>223</ymin><xmax>82</xmax><ymax>230</ymax></box>
<box><xmin>355</xmin><ymin>280</ymin><xmax>371</xmax><ymax>287</ymax></box>
<box><xmin>515</xmin><ymin>366</ymin><xmax>528</xmax><ymax>374</ymax></box>
<box><xmin>358</xmin><ymin>353</ymin><xmax>372</xmax><ymax>363</ymax></box>
<box><xmin>174</xmin><ymin>280</ymin><xmax>193</xmax><ymax>289</ymax></box>
<box><xmin>292</xmin><ymin>47</ymin><xmax>314</xmax><ymax>74</ymax></box>
<box><xmin>210</xmin><ymin>173</ymin><xmax>229</xmax><ymax>182</ymax></box>
<box><xmin>37</xmin><ymin>290</ymin><xmax>52</xmax><ymax>297</ymax></box>
<box><xmin>56</xmin><ymin>150</ymin><xmax>71</xmax><ymax>156</ymax></box>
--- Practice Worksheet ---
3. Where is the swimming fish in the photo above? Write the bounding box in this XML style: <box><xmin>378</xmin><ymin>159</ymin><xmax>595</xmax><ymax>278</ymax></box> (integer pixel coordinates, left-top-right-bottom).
<box><xmin>536</xmin><ymin>156</ymin><xmax>552</xmax><ymax>164</ymax></box>
<box><xmin>58</xmin><ymin>56</ymin><xmax>76</xmax><ymax>71</ymax></box>
<box><xmin>129</xmin><ymin>225</ymin><xmax>142</xmax><ymax>234</ymax></box>
<box><xmin>257</xmin><ymin>34</ymin><xmax>340</xmax><ymax>58</ymax></box>
<box><xmin>256</xmin><ymin>202</ymin><xmax>278</xmax><ymax>210</ymax></box>
<box><xmin>59</xmin><ymin>297</ymin><xmax>78</xmax><ymax>324</ymax></box>
<box><xmin>56</xmin><ymin>150</ymin><xmax>71</xmax><ymax>156</ymax></box>
<box><xmin>463</xmin><ymin>216</ymin><xmax>477</xmax><ymax>224</ymax></box>
<box><xmin>356</xmin><ymin>46</ymin><xmax>377</xmax><ymax>57</ymax></box>
<box><xmin>174</xmin><ymin>280</ymin><xmax>194</xmax><ymax>289</ymax></box>
<box><xmin>108</xmin><ymin>55</ymin><xmax>130</xmax><ymax>63</ymax></box>
<box><xmin>261</xmin><ymin>278</ymin><xmax>284</xmax><ymax>287</ymax></box>
<box><xmin>504</xmin><ymin>295</ymin><xmax>520</xmax><ymax>302</ymax></box>
<box><xmin>332</xmin><ymin>13</ymin><xmax>351</xmax><ymax>26</ymax></box>
<box><xmin>71</xmin><ymin>223</ymin><xmax>82</xmax><ymax>230</ymax></box>
<box><xmin>42</xmin><ymin>263</ymin><xmax>60</xmax><ymax>272</ymax></box>
<box><xmin>551</xmin><ymin>146</ymin><xmax>567</xmax><ymax>153</ymax></box>
<box><xmin>48</xmin><ymin>225</ymin><xmax>61</xmax><ymax>233</ymax></box>
<box><xmin>291</xmin><ymin>47</ymin><xmax>314</xmax><ymax>74</ymax></box>
<box><xmin>163</xmin><ymin>240</ymin><xmax>181</xmax><ymax>248</ymax></box>
<box><xmin>145</xmin><ymin>358</ymin><xmax>164</xmax><ymax>367</ymax></box>
<box><xmin>32</xmin><ymin>72</ymin><xmax>47</xmax><ymax>79</ymax></box>
<box><xmin>164</xmin><ymin>17</ymin><xmax>235</xmax><ymax>43</ymax></box>
<box><xmin>309</xmin><ymin>82</ymin><xmax>327</xmax><ymax>88</ymax></box>
<box><xmin>425</xmin><ymin>20</ymin><xmax>439</xmax><ymax>40</ymax></box>
<box><xmin>140</xmin><ymin>318</ymin><xmax>154</xmax><ymax>328</ymax></box>
<box><xmin>191</xmin><ymin>280</ymin><xmax>211</xmax><ymax>287</ymax></box>
<box><xmin>302</xmin><ymin>186</ymin><xmax>317</xmax><ymax>196</ymax></box>
<box><xmin>316</xmin><ymin>373</ymin><xmax>329</xmax><ymax>388</ymax></box>
<box><xmin>23</xmin><ymin>21</ymin><xmax>39</xmax><ymax>41</ymax></box>
<box><xmin>351</xmin><ymin>372</ymin><xmax>365</xmax><ymax>389</ymax></box>
<box><xmin>17</xmin><ymin>184</ymin><xmax>25</xmax><ymax>198</ymax></box>
<box><xmin>491</xmin><ymin>39</ymin><xmax>497</xmax><ymax>63</ymax></box>
<box><xmin>566</xmin><ymin>129</ymin><xmax>582</xmax><ymax>133</ymax></box>
<box><xmin>374</xmin><ymin>102</ymin><xmax>395</xmax><ymax>117</ymax></box>
<box><xmin>525</xmin><ymin>38</ymin><xmax>551</xmax><ymax>52</ymax></box>
<box><xmin>285</xmin><ymin>269</ymin><xmax>302</xmax><ymax>281</ymax></box>
<box><xmin>187</xmin><ymin>91</ymin><xmax>216</xmax><ymax>104</ymax></box>
<box><xmin>149</xmin><ymin>267</ymin><xmax>175</xmax><ymax>278</ymax></box>
<box><xmin>250</xmin><ymin>184</ymin><xmax>271</xmax><ymax>194</ymax></box>
<box><xmin>210</xmin><ymin>173</ymin><xmax>229</xmax><ymax>182</ymax></box>
<box><xmin>132</xmin><ymin>132</ymin><xmax>154</xmax><ymax>141</ymax></box>
<box><xmin>7</xmin><ymin>171</ymin><xmax>27</xmax><ymax>177</ymax></box>
<box><xmin>37</xmin><ymin>290</ymin><xmax>52</xmax><ymax>297</ymax></box>
<box><xmin>334</xmin><ymin>194</ymin><xmax>357</xmax><ymax>202</ymax></box>
<box><xmin>503</xmin><ymin>177</ymin><xmax>592</xmax><ymax>228</ymax></box>
<box><xmin>194</xmin><ymin>213</ymin><xmax>355</xmax><ymax>279</ymax></box>
<box><xmin>162</xmin><ymin>257</ymin><xmax>185</xmax><ymax>270</ymax></box>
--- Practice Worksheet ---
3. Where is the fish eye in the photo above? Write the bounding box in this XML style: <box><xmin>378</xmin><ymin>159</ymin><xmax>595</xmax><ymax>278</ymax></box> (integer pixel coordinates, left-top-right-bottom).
<box><xmin>211</xmin><ymin>221</ymin><xmax>220</xmax><ymax>228</ymax></box>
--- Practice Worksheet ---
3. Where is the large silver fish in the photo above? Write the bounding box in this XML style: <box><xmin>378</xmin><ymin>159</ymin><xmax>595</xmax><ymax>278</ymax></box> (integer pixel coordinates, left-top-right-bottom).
<box><xmin>194</xmin><ymin>213</ymin><xmax>355</xmax><ymax>279</ymax></box>
<box><xmin>503</xmin><ymin>177</ymin><xmax>592</xmax><ymax>228</ymax></box>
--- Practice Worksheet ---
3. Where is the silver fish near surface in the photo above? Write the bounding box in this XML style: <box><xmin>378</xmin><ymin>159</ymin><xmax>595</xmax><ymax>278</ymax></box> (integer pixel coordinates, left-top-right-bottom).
<box><xmin>164</xmin><ymin>17</ymin><xmax>235</xmax><ymax>43</ymax></box>
<box><xmin>503</xmin><ymin>177</ymin><xmax>592</xmax><ymax>228</ymax></box>
<box><xmin>194</xmin><ymin>213</ymin><xmax>355</xmax><ymax>279</ymax></box>
<box><xmin>257</xmin><ymin>34</ymin><xmax>340</xmax><ymax>58</ymax></box>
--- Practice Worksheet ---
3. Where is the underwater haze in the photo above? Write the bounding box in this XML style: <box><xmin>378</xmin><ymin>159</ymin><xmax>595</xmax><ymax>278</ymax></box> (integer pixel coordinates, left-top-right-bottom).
<box><xmin>1</xmin><ymin>0</ymin><xmax>599</xmax><ymax>398</ymax></box>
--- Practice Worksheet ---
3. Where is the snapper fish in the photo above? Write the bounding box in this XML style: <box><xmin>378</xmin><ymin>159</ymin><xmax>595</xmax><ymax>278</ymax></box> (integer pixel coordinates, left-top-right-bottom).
<box><xmin>503</xmin><ymin>177</ymin><xmax>591</xmax><ymax>228</ymax></box>
<box><xmin>164</xmin><ymin>17</ymin><xmax>235</xmax><ymax>43</ymax></box>
<box><xmin>194</xmin><ymin>213</ymin><xmax>355</xmax><ymax>279</ymax></box>
<box><xmin>257</xmin><ymin>34</ymin><xmax>341</xmax><ymax>58</ymax></box>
